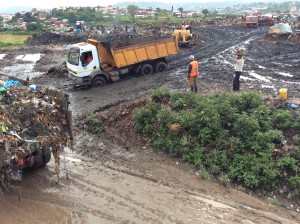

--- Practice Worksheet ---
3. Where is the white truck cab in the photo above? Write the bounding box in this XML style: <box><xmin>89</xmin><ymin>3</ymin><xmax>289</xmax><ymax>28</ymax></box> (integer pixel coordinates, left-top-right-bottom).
<box><xmin>66</xmin><ymin>42</ymin><xmax>103</xmax><ymax>86</ymax></box>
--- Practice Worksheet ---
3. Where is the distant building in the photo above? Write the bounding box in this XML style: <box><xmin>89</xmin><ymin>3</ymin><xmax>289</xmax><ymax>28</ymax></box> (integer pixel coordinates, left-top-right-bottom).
<box><xmin>2</xmin><ymin>14</ymin><xmax>13</xmax><ymax>22</ymax></box>
<box><xmin>17</xmin><ymin>18</ymin><xmax>24</xmax><ymax>24</ymax></box>
<box><xmin>49</xmin><ymin>17</ymin><xmax>58</xmax><ymax>23</ymax></box>
<box><xmin>58</xmin><ymin>6</ymin><xmax>67</xmax><ymax>11</ymax></box>
<box><xmin>290</xmin><ymin>6</ymin><xmax>298</xmax><ymax>15</ymax></box>
<box><xmin>38</xmin><ymin>13</ymin><xmax>47</xmax><ymax>20</ymax></box>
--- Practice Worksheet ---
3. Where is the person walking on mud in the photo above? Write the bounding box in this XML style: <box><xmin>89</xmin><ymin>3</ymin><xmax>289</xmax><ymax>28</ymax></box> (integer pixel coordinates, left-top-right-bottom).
<box><xmin>187</xmin><ymin>55</ymin><xmax>199</xmax><ymax>92</ymax></box>
<box><xmin>233</xmin><ymin>50</ymin><xmax>245</xmax><ymax>91</ymax></box>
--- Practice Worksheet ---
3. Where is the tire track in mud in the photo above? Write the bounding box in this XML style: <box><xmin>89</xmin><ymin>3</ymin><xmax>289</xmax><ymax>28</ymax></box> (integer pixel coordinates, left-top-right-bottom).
<box><xmin>30</xmin><ymin>159</ymin><xmax>227</xmax><ymax>224</ymax></box>
<box><xmin>15</xmin><ymin>149</ymin><xmax>298</xmax><ymax>224</ymax></box>
<box><xmin>167</xmin><ymin>26</ymin><xmax>268</xmax><ymax>69</ymax></box>
<box><xmin>35</xmin><ymin>155</ymin><xmax>293</xmax><ymax>224</ymax></box>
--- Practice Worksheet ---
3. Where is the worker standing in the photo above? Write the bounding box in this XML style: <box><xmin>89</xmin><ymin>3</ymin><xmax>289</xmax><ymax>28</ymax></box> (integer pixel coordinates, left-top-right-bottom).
<box><xmin>233</xmin><ymin>50</ymin><xmax>245</xmax><ymax>91</ymax></box>
<box><xmin>187</xmin><ymin>55</ymin><xmax>199</xmax><ymax>92</ymax></box>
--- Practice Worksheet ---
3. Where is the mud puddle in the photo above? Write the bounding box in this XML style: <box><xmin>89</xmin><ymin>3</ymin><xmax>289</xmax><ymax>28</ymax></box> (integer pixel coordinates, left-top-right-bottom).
<box><xmin>0</xmin><ymin>53</ymin><xmax>43</xmax><ymax>80</ymax></box>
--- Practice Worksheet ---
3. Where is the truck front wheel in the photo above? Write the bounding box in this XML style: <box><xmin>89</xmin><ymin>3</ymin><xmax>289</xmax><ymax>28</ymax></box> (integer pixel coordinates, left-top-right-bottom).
<box><xmin>140</xmin><ymin>64</ymin><xmax>153</xmax><ymax>75</ymax></box>
<box><xmin>92</xmin><ymin>77</ymin><xmax>106</xmax><ymax>87</ymax></box>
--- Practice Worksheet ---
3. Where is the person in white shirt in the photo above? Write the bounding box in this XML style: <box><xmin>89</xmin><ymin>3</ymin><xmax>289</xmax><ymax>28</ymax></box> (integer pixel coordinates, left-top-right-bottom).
<box><xmin>233</xmin><ymin>54</ymin><xmax>244</xmax><ymax>91</ymax></box>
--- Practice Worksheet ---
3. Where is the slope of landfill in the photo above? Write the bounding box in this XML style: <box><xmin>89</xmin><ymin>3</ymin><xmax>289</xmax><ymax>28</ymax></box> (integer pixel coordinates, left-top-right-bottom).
<box><xmin>0</xmin><ymin>25</ymin><xmax>300</xmax><ymax>223</ymax></box>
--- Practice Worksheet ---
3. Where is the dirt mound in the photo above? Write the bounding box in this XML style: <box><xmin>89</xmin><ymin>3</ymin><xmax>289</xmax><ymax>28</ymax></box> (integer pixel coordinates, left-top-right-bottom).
<box><xmin>47</xmin><ymin>64</ymin><xmax>68</xmax><ymax>77</ymax></box>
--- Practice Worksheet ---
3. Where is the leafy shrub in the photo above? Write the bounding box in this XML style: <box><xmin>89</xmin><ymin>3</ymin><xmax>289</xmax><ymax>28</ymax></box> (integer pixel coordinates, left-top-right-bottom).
<box><xmin>293</xmin><ymin>114</ymin><xmax>300</xmax><ymax>131</ymax></box>
<box><xmin>272</xmin><ymin>110</ymin><xmax>292</xmax><ymax>129</ymax></box>
<box><xmin>134</xmin><ymin>101</ymin><xmax>160</xmax><ymax>134</ymax></box>
<box><xmin>86</xmin><ymin>112</ymin><xmax>101</xmax><ymax>134</ymax></box>
<box><xmin>151</xmin><ymin>87</ymin><xmax>171</xmax><ymax>103</ymax></box>
<box><xmin>197</xmin><ymin>166</ymin><xmax>211</xmax><ymax>181</ymax></box>
<box><xmin>288</xmin><ymin>176</ymin><xmax>300</xmax><ymax>196</ymax></box>
<box><xmin>233</xmin><ymin>113</ymin><xmax>260</xmax><ymax>140</ymax></box>
<box><xmin>277</xmin><ymin>157</ymin><xmax>299</xmax><ymax>174</ymax></box>
<box><xmin>182</xmin><ymin>146</ymin><xmax>204</xmax><ymax>167</ymax></box>
<box><xmin>219</xmin><ymin>173</ymin><xmax>231</xmax><ymax>186</ymax></box>
<box><xmin>133</xmin><ymin>89</ymin><xmax>300</xmax><ymax>197</ymax></box>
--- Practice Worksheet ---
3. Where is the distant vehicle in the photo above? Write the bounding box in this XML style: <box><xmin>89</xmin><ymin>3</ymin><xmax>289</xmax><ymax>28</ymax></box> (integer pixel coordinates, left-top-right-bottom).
<box><xmin>244</xmin><ymin>15</ymin><xmax>258</xmax><ymax>29</ymax></box>
<box><xmin>66</xmin><ymin>36</ymin><xmax>179</xmax><ymax>87</ymax></box>
<box><xmin>172</xmin><ymin>25</ymin><xmax>199</xmax><ymax>47</ymax></box>
<box><xmin>257</xmin><ymin>14</ymin><xmax>275</xmax><ymax>26</ymax></box>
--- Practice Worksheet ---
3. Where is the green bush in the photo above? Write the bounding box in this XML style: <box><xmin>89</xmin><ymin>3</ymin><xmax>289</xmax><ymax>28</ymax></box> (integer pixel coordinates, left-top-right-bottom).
<box><xmin>86</xmin><ymin>112</ymin><xmax>102</xmax><ymax>134</ymax></box>
<box><xmin>151</xmin><ymin>87</ymin><xmax>171</xmax><ymax>104</ymax></box>
<box><xmin>272</xmin><ymin>110</ymin><xmax>292</xmax><ymax>129</ymax></box>
<box><xmin>133</xmin><ymin>89</ymin><xmax>300</xmax><ymax>197</ymax></box>
<box><xmin>288</xmin><ymin>176</ymin><xmax>300</xmax><ymax>196</ymax></box>
<box><xmin>293</xmin><ymin>114</ymin><xmax>300</xmax><ymax>131</ymax></box>
<box><xmin>134</xmin><ymin>101</ymin><xmax>160</xmax><ymax>134</ymax></box>
<box><xmin>219</xmin><ymin>173</ymin><xmax>231</xmax><ymax>186</ymax></box>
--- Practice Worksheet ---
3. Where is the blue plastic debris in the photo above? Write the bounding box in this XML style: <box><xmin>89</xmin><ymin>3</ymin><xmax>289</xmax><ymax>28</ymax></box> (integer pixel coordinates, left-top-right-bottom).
<box><xmin>5</xmin><ymin>80</ymin><xmax>22</xmax><ymax>88</ymax></box>
<box><xmin>291</xmin><ymin>103</ymin><xmax>299</xmax><ymax>109</ymax></box>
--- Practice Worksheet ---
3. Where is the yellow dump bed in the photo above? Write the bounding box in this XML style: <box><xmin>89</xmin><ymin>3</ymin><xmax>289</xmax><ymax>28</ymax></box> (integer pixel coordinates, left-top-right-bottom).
<box><xmin>88</xmin><ymin>36</ymin><xmax>178</xmax><ymax>68</ymax></box>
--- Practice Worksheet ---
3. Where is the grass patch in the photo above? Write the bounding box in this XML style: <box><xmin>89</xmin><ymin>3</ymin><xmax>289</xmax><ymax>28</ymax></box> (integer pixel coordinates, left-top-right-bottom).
<box><xmin>267</xmin><ymin>197</ymin><xmax>281</xmax><ymax>206</ymax></box>
<box><xmin>86</xmin><ymin>112</ymin><xmax>102</xmax><ymax>134</ymax></box>
<box><xmin>0</xmin><ymin>34</ymin><xmax>31</xmax><ymax>47</ymax></box>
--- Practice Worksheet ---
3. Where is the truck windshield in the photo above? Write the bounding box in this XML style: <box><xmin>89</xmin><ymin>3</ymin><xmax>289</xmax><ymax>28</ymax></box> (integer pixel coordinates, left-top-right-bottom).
<box><xmin>67</xmin><ymin>51</ymin><xmax>80</xmax><ymax>65</ymax></box>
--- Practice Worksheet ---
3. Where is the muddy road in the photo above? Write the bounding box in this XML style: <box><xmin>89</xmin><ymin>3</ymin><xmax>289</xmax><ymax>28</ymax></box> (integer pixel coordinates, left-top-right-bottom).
<box><xmin>0</xmin><ymin>26</ymin><xmax>300</xmax><ymax>223</ymax></box>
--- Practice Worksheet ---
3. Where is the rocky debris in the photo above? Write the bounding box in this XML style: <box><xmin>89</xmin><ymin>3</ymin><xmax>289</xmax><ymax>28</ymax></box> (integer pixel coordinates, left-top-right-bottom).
<box><xmin>0</xmin><ymin>83</ymin><xmax>71</xmax><ymax>191</ymax></box>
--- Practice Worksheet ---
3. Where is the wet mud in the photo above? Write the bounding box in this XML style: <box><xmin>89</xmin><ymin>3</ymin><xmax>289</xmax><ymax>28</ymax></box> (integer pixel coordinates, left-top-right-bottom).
<box><xmin>0</xmin><ymin>26</ymin><xmax>300</xmax><ymax>223</ymax></box>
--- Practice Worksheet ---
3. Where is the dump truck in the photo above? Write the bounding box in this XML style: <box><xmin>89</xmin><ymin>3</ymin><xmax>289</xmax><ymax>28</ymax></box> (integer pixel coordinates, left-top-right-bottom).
<box><xmin>172</xmin><ymin>25</ymin><xmax>198</xmax><ymax>47</ymax></box>
<box><xmin>244</xmin><ymin>15</ymin><xmax>258</xmax><ymax>29</ymax></box>
<box><xmin>66</xmin><ymin>36</ymin><xmax>179</xmax><ymax>87</ymax></box>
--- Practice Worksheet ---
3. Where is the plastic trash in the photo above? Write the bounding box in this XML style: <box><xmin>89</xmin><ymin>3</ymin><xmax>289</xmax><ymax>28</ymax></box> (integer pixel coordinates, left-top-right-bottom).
<box><xmin>5</xmin><ymin>80</ymin><xmax>22</xmax><ymax>88</ymax></box>
<box><xmin>291</xmin><ymin>103</ymin><xmax>299</xmax><ymax>109</ymax></box>
<box><xmin>30</xmin><ymin>84</ymin><xmax>37</xmax><ymax>92</ymax></box>
<box><xmin>0</xmin><ymin>86</ymin><xmax>6</xmax><ymax>94</ymax></box>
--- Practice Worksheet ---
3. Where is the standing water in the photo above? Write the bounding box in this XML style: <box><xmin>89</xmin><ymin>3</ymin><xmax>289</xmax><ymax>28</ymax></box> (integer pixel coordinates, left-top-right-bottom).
<box><xmin>1</xmin><ymin>53</ymin><xmax>43</xmax><ymax>80</ymax></box>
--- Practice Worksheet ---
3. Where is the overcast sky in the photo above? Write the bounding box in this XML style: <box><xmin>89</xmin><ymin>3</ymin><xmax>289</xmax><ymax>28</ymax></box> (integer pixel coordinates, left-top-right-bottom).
<box><xmin>0</xmin><ymin>0</ymin><xmax>229</xmax><ymax>9</ymax></box>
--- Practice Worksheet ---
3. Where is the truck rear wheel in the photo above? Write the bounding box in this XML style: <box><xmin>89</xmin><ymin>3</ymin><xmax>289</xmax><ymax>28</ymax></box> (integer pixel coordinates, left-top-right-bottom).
<box><xmin>155</xmin><ymin>62</ymin><xmax>167</xmax><ymax>73</ymax></box>
<box><xmin>33</xmin><ymin>149</ymin><xmax>43</xmax><ymax>169</ymax></box>
<box><xmin>42</xmin><ymin>147</ymin><xmax>51</xmax><ymax>166</ymax></box>
<box><xmin>140</xmin><ymin>64</ymin><xmax>153</xmax><ymax>75</ymax></box>
<box><xmin>92</xmin><ymin>77</ymin><xmax>106</xmax><ymax>87</ymax></box>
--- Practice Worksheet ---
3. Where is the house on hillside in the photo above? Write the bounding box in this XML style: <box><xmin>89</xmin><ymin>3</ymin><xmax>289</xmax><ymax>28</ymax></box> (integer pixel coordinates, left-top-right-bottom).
<box><xmin>58</xmin><ymin>6</ymin><xmax>67</xmax><ymax>11</ymax></box>
<box><xmin>49</xmin><ymin>17</ymin><xmax>58</xmax><ymax>23</ymax></box>
<box><xmin>38</xmin><ymin>13</ymin><xmax>47</xmax><ymax>20</ymax></box>
<box><xmin>2</xmin><ymin>15</ymin><xmax>13</xmax><ymax>22</ymax></box>
<box><xmin>17</xmin><ymin>18</ymin><xmax>24</xmax><ymax>24</ymax></box>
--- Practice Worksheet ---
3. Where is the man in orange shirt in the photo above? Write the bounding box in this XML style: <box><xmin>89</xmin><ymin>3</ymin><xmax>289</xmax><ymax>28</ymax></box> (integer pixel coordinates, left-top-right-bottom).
<box><xmin>187</xmin><ymin>55</ymin><xmax>199</xmax><ymax>92</ymax></box>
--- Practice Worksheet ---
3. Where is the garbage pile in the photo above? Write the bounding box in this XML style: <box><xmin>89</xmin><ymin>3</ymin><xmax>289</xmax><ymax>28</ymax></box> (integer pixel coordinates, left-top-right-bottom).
<box><xmin>27</xmin><ymin>32</ymin><xmax>88</xmax><ymax>45</ymax></box>
<box><xmin>0</xmin><ymin>80</ymin><xmax>72</xmax><ymax>191</ymax></box>
<box><xmin>265</xmin><ymin>23</ymin><xmax>297</xmax><ymax>42</ymax></box>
